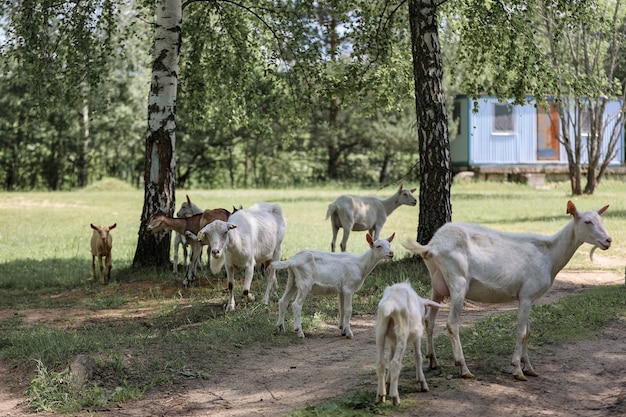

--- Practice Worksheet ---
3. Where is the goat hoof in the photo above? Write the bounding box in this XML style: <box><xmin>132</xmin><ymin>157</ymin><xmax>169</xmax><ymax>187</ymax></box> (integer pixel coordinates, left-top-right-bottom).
<box><xmin>461</xmin><ymin>371</ymin><xmax>474</xmax><ymax>379</ymax></box>
<box><xmin>514</xmin><ymin>373</ymin><xmax>528</xmax><ymax>381</ymax></box>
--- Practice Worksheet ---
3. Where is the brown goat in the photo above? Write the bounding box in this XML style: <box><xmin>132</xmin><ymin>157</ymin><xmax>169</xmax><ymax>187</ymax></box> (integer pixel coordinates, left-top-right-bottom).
<box><xmin>173</xmin><ymin>195</ymin><xmax>204</xmax><ymax>274</ymax></box>
<box><xmin>90</xmin><ymin>223</ymin><xmax>117</xmax><ymax>284</ymax></box>
<box><xmin>147</xmin><ymin>208</ymin><xmax>231</xmax><ymax>286</ymax></box>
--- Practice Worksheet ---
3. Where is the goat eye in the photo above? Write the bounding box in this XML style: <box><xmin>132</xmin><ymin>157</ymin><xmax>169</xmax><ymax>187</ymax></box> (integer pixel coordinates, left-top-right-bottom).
<box><xmin>584</xmin><ymin>220</ymin><xmax>593</xmax><ymax>225</ymax></box>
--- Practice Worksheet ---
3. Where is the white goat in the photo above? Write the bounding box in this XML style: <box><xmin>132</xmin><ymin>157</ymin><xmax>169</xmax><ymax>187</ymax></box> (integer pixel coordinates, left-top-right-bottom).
<box><xmin>326</xmin><ymin>184</ymin><xmax>416</xmax><ymax>252</ymax></box>
<box><xmin>273</xmin><ymin>233</ymin><xmax>395</xmax><ymax>339</ymax></box>
<box><xmin>376</xmin><ymin>282</ymin><xmax>442</xmax><ymax>406</ymax></box>
<box><xmin>196</xmin><ymin>202</ymin><xmax>287</xmax><ymax>311</ymax></box>
<box><xmin>173</xmin><ymin>195</ymin><xmax>203</xmax><ymax>274</ymax></box>
<box><xmin>90</xmin><ymin>223</ymin><xmax>117</xmax><ymax>284</ymax></box>
<box><xmin>402</xmin><ymin>200</ymin><xmax>611</xmax><ymax>381</ymax></box>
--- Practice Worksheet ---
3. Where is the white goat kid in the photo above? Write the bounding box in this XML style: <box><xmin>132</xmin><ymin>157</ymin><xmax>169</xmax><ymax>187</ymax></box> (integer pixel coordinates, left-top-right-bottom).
<box><xmin>90</xmin><ymin>223</ymin><xmax>117</xmax><ymax>284</ymax></box>
<box><xmin>403</xmin><ymin>200</ymin><xmax>611</xmax><ymax>381</ymax></box>
<box><xmin>173</xmin><ymin>195</ymin><xmax>203</xmax><ymax>274</ymax></box>
<box><xmin>326</xmin><ymin>184</ymin><xmax>416</xmax><ymax>252</ymax></box>
<box><xmin>196</xmin><ymin>202</ymin><xmax>287</xmax><ymax>311</ymax></box>
<box><xmin>273</xmin><ymin>233</ymin><xmax>395</xmax><ymax>339</ymax></box>
<box><xmin>376</xmin><ymin>282</ymin><xmax>442</xmax><ymax>406</ymax></box>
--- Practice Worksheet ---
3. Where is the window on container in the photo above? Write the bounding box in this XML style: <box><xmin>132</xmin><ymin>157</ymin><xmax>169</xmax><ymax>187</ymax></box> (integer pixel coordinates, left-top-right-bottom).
<box><xmin>493</xmin><ymin>103</ymin><xmax>515</xmax><ymax>134</ymax></box>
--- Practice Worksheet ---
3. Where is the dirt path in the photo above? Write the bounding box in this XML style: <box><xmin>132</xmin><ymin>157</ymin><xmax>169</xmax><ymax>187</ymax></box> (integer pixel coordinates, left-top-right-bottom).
<box><xmin>1</xmin><ymin>270</ymin><xmax>624</xmax><ymax>417</ymax></box>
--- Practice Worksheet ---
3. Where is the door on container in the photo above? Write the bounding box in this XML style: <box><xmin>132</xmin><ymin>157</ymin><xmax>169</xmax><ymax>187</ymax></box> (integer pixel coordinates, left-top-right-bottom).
<box><xmin>537</xmin><ymin>101</ymin><xmax>560</xmax><ymax>160</ymax></box>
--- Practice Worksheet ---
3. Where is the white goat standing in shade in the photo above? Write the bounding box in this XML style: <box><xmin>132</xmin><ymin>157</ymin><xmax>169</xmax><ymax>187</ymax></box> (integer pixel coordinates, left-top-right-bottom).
<box><xmin>196</xmin><ymin>202</ymin><xmax>286</xmax><ymax>311</ymax></box>
<box><xmin>402</xmin><ymin>200</ymin><xmax>612</xmax><ymax>381</ymax></box>
<box><xmin>90</xmin><ymin>223</ymin><xmax>117</xmax><ymax>284</ymax></box>
<box><xmin>376</xmin><ymin>282</ymin><xmax>442</xmax><ymax>406</ymax></box>
<box><xmin>326</xmin><ymin>184</ymin><xmax>416</xmax><ymax>252</ymax></box>
<box><xmin>173</xmin><ymin>195</ymin><xmax>203</xmax><ymax>274</ymax></box>
<box><xmin>272</xmin><ymin>233</ymin><xmax>395</xmax><ymax>339</ymax></box>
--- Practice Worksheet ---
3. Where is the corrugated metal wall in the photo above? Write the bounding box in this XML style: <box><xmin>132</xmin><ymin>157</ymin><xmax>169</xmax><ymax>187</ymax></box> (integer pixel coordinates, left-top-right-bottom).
<box><xmin>455</xmin><ymin>96</ymin><xmax>624</xmax><ymax>166</ymax></box>
<box><xmin>566</xmin><ymin>100</ymin><xmax>624</xmax><ymax>165</ymax></box>
<box><xmin>468</xmin><ymin>97</ymin><xmax>537</xmax><ymax>164</ymax></box>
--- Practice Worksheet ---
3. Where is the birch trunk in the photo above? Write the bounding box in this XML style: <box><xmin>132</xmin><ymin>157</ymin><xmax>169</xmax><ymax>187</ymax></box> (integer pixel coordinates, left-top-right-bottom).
<box><xmin>408</xmin><ymin>0</ymin><xmax>452</xmax><ymax>244</ymax></box>
<box><xmin>133</xmin><ymin>0</ymin><xmax>181</xmax><ymax>267</ymax></box>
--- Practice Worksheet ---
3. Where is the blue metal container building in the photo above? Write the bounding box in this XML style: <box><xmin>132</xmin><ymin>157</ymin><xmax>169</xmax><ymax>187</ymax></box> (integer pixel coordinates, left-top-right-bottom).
<box><xmin>451</xmin><ymin>95</ymin><xmax>624</xmax><ymax>171</ymax></box>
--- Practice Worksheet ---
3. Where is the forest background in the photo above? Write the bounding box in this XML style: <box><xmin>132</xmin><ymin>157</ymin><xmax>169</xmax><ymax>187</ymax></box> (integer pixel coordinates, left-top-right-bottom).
<box><xmin>2</xmin><ymin>0</ymin><xmax>625</xmax><ymax>192</ymax></box>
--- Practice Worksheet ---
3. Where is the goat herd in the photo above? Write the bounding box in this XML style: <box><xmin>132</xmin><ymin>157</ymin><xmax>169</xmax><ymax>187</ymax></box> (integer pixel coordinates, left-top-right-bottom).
<box><xmin>90</xmin><ymin>186</ymin><xmax>612</xmax><ymax>406</ymax></box>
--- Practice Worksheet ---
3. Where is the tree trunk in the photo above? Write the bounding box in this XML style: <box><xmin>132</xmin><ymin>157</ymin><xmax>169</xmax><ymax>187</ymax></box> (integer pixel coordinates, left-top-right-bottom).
<box><xmin>327</xmin><ymin>143</ymin><xmax>340</xmax><ymax>180</ymax></box>
<box><xmin>568</xmin><ymin>159</ymin><xmax>582</xmax><ymax>195</ymax></box>
<box><xmin>78</xmin><ymin>93</ymin><xmax>90</xmax><ymax>188</ymax></box>
<box><xmin>379</xmin><ymin>151</ymin><xmax>392</xmax><ymax>184</ymax></box>
<box><xmin>132</xmin><ymin>0</ymin><xmax>181</xmax><ymax>268</ymax></box>
<box><xmin>327</xmin><ymin>17</ymin><xmax>340</xmax><ymax>181</ymax></box>
<box><xmin>408</xmin><ymin>0</ymin><xmax>452</xmax><ymax>245</ymax></box>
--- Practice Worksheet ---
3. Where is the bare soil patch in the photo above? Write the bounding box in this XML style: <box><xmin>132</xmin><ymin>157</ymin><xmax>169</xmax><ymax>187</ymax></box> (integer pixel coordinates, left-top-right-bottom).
<box><xmin>1</xmin><ymin>270</ymin><xmax>624</xmax><ymax>417</ymax></box>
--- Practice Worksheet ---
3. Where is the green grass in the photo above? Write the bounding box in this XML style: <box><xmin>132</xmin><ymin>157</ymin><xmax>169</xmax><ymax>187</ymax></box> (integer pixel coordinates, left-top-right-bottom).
<box><xmin>1</xmin><ymin>178</ymin><xmax>625</xmax><ymax>414</ymax></box>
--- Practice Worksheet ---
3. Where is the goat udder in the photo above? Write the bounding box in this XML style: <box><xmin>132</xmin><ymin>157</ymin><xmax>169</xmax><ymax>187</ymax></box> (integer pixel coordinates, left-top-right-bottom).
<box><xmin>432</xmin><ymin>277</ymin><xmax>450</xmax><ymax>297</ymax></box>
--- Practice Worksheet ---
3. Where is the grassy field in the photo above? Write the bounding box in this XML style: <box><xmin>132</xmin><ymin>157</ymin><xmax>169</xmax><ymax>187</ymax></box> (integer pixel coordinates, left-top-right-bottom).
<box><xmin>0</xmin><ymin>178</ymin><xmax>625</xmax><ymax>413</ymax></box>
<box><xmin>2</xmin><ymin>179</ymin><xmax>624</xmax><ymax>273</ymax></box>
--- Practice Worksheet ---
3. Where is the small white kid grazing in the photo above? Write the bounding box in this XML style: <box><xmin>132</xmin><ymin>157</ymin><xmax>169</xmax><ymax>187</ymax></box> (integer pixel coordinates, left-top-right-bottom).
<box><xmin>326</xmin><ymin>184</ymin><xmax>416</xmax><ymax>252</ymax></box>
<box><xmin>402</xmin><ymin>200</ymin><xmax>612</xmax><ymax>381</ymax></box>
<box><xmin>376</xmin><ymin>282</ymin><xmax>442</xmax><ymax>406</ymax></box>
<box><xmin>273</xmin><ymin>233</ymin><xmax>395</xmax><ymax>339</ymax></box>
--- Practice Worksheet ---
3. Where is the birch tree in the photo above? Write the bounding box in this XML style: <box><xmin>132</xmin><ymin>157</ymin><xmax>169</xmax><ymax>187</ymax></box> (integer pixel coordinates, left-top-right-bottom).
<box><xmin>540</xmin><ymin>0</ymin><xmax>626</xmax><ymax>195</ymax></box>
<box><xmin>132</xmin><ymin>0</ymin><xmax>182</xmax><ymax>267</ymax></box>
<box><xmin>455</xmin><ymin>0</ymin><xmax>626</xmax><ymax>196</ymax></box>
<box><xmin>408</xmin><ymin>0</ymin><xmax>452</xmax><ymax>243</ymax></box>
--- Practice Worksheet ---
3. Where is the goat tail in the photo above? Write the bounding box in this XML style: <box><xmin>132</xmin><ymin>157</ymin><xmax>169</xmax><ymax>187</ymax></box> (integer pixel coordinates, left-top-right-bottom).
<box><xmin>378</xmin><ymin>301</ymin><xmax>397</xmax><ymax>321</ymax></box>
<box><xmin>401</xmin><ymin>238</ymin><xmax>430</xmax><ymax>259</ymax></box>
<box><xmin>209</xmin><ymin>254</ymin><xmax>225</xmax><ymax>275</ymax></box>
<box><xmin>325</xmin><ymin>203</ymin><xmax>336</xmax><ymax>220</ymax></box>
<box><xmin>270</xmin><ymin>260</ymin><xmax>290</xmax><ymax>270</ymax></box>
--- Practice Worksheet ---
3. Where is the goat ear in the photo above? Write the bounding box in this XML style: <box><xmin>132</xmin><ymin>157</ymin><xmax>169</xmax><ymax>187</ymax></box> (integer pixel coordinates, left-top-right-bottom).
<box><xmin>597</xmin><ymin>205</ymin><xmax>609</xmax><ymax>216</ymax></box>
<box><xmin>109</xmin><ymin>223</ymin><xmax>117</xmax><ymax>230</ymax></box>
<box><xmin>366</xmin><ymin>233</ymin><xmax>374</xmax><ymax>246</ymax></box>
<box><xmin>90</xmin><ymin>224</ymin><xmax>98</xmax><ymax>230</ymax></box>
<box><xmin>387</xmin><ymin>232</ymin><xmax>395</xmax><ymax>242</ymax></box>
<box><xmin>410</xmin><ymin>188</ymin><xmax>416</xmax><ymax>193</ymax></box>
<box><xmin>566</xmin><ymin>200</ymin><xmax>578</xmax><ymax>218</ymax></box>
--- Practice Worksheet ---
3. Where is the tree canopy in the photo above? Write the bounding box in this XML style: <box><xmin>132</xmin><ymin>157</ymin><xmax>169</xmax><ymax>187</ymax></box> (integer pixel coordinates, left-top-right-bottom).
<box><xmin>4</xmin><ymin>0</ymin><xmax>623</xmax><ymax>193</ymax></box>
